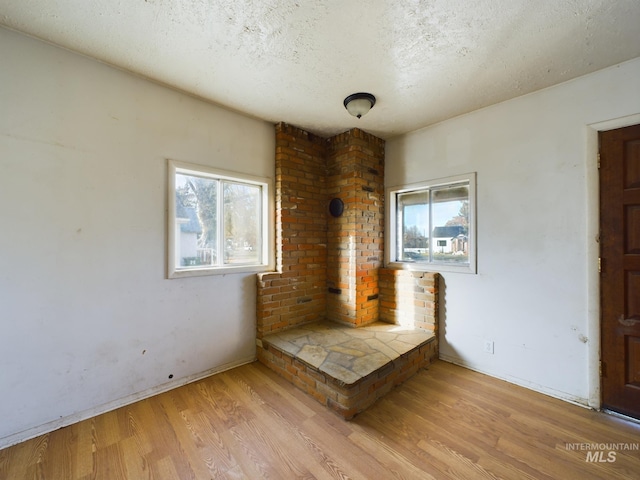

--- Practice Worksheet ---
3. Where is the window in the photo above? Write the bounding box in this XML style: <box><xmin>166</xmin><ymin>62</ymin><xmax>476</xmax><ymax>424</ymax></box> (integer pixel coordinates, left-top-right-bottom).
<box><xmin>168</xmin><ymin>160</ymin><xmax>273</xmax><ymax>278</ymax></box>
<box><xmin>386</xmin><ymin>173</ymin><xmax>476</xmax><ymax>274</ymax></box>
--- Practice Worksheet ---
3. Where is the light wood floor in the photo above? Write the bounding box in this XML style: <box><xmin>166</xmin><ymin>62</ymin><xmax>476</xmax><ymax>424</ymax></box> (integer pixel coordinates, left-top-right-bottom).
<box><xmin>1</xmin><ymin>361</ymin><xmax>639</xmax><ymax>479</ymax></box>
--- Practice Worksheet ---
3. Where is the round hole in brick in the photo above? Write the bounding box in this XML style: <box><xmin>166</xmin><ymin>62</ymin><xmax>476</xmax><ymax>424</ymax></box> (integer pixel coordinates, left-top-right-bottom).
<box><xmin>329</xmin><ymin>198</ymin><xmax>344</xmax><ymax>217</ymax></box>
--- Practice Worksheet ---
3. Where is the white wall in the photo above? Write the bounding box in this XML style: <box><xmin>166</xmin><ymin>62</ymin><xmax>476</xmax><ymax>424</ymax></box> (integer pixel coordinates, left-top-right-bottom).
<box><xmin>385</xmin><ymin>59</ymin><xmax>640</xmax><ymax>407</ymax></box>
<box><xmin>386</xmin><ymin>57</ymin><xmax>640</xmax><ymax>407</ymax></box>
<box><xmin>0</xmin><ymin>28</ymin><xmax>275</xmax><ymax>448</ymax></box>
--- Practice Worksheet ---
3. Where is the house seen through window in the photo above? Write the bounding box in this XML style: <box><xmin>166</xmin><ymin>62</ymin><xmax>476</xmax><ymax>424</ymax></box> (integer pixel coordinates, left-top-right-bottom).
<box><xmin>387</xmin><ymin>173</ymin><xmax>476</xmax><ymax>274</ymax></box>
<box><xmin>168</xmin><ymin>160</ymin><xmax>272</xmax><ymax>278</ymax></box>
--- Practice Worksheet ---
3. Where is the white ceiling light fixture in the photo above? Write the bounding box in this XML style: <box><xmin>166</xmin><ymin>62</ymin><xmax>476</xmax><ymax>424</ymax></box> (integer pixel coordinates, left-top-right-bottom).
<box><xmin>343</xmin><ymin>92</ymin><xmax>376</xmax><ymax>119</ymax></box>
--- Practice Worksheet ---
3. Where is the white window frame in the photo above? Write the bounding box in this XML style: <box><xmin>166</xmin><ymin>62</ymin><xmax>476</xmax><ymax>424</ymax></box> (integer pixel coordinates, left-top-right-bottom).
<box><xmin>167</xmin><ymin>159</ymin><xmax>274</xmax><ymax>279</ymax></box>
<box><xmin>385</xmin><ymin>172</ymin><xmax>477</xmax><ymax>274</ymax></box>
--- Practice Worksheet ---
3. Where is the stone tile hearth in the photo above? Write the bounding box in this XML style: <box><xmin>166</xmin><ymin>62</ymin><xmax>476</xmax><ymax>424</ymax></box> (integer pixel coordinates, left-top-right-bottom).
<box><xmin>262</xmin><ymin>320</ymin><xmax>435</xmax><ymax>386</ymax></box>
<box><xmin>258</xmin><ymin>320</ymin><xmax>437</xmax><ymax>419</ymax></box>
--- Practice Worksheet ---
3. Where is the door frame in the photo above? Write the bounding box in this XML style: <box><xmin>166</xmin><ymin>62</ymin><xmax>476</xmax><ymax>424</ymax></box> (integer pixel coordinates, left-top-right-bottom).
<box><xmin>587</xmin><ymin>113</ymin><xmax>640</xmax><ymax>410</ymax></box>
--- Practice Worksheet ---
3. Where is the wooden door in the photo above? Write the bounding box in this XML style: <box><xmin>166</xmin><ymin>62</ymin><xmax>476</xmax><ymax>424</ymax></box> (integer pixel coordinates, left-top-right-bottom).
<box><xmin>600</xmin><ymin>123</ymin><xmax>640</xmax><ymax>419</ymax></box>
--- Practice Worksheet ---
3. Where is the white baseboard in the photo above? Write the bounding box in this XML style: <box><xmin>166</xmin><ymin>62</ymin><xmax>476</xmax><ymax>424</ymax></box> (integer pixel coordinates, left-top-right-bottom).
<box><xmin>0</xmin><ymin>355</ymin><xmax>256</xmax><ymax>450</ymax></box>
<box><xmin>438</xmin><ymin>353</ymin><xmax>592</xmax><ymax>409</ymax></box>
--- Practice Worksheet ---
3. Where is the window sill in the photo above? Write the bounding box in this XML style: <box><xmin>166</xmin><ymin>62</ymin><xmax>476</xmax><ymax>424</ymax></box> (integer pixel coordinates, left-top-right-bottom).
<box><xmin>168</xmin><ymin>263</ymin><xmax>273</xmax><ymax>279</ymax></box>
<box><xmin>385</xmin><ymin>261</ymin><xmax>477</xmax><ymax>275</ymax></box>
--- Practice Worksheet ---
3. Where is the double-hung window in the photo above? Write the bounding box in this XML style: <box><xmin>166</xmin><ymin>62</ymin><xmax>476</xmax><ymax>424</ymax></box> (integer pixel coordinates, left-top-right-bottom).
<box><xmin>386</xmin><ymin>172</ymin><xmax>476</xmax><ymax>274</ymax></box>
<box><xmin>168</xmin><ymin>160</ymin><xmax>273</xmax><ymax>278</ymax></box>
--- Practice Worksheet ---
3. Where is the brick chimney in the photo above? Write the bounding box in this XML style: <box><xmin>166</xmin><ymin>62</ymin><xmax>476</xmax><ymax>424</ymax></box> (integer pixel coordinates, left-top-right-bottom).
<box><xmin>256</xmin><ymin>123</ymin><xmax>385</xmax><ymax>337</ymax></box>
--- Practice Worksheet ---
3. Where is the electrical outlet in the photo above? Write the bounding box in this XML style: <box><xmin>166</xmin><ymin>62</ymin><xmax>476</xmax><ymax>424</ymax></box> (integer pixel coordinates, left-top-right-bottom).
<box><xmin>483</xmin><ymin>340</ymin><xmax>494</xmax><ymax>354</ymax></box>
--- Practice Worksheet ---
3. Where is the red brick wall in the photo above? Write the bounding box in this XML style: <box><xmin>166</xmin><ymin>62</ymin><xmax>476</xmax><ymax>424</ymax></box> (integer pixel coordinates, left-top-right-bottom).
<box><xmin>257</xmin><ymin>124</ymin><xmax>385</xmax><ymax>337</ymax></box>
<box><xmin>326</xmin><ymin>129</ymin><xmax>385</xmax><ymax>326</ymax></box>
<box><xmin>256</xmin><ymin>123</ymin><xmax>327</xmax><ymax>338</ymax></box>
<box><xmin>379</xmin><ymin>269</ymin><xmax>439</xmax><ymax>335</ymax></box>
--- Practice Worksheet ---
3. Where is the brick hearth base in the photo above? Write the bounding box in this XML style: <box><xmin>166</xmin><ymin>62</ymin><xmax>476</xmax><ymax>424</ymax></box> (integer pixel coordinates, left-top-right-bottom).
<box><xmin>257</xmin><ymin>321</ymin><xmax>438</xmax><ymax>419</ymax></box>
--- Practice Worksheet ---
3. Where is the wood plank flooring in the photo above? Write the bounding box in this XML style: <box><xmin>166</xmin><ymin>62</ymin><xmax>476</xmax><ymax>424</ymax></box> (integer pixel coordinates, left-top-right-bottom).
<box><xmin>1</xmin><ymin>360</ymin><xmax>639</xmax><ymax>479</ymax></box>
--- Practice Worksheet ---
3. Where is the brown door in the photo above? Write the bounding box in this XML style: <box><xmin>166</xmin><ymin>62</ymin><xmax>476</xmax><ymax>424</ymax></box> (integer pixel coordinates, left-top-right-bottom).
<box><xmin>600</xmin><ymin>123</ymin><xmax>640</xmax><ymax>419</ymax></box>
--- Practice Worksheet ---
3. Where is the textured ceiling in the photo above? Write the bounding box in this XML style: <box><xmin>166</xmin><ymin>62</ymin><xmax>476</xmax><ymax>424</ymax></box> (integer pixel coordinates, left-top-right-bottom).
<box><xmin>2</xmin><ymin>0</ymin><xmax>640</xmax><ymax>139</ymax></box>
